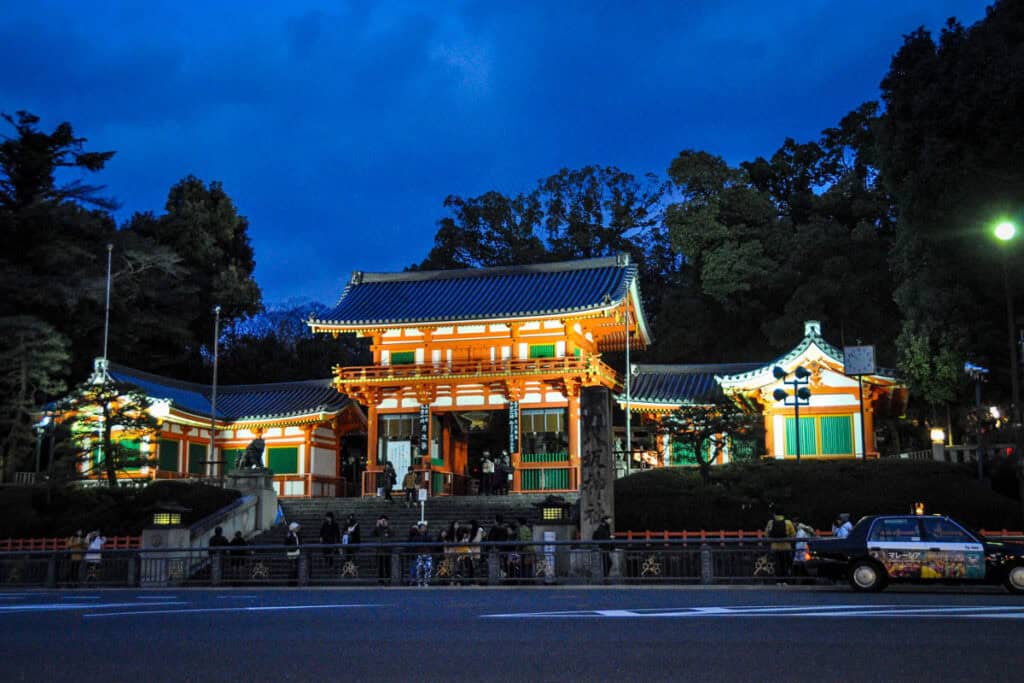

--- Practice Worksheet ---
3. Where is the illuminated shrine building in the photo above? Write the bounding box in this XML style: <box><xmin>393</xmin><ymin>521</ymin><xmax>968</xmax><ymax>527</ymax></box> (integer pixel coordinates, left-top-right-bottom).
<box><xmin>309</xmin><ymin>255</ymin><xmax>651</xmax><ymax>496</ymax></box>
<box><xmin>78</xmin><ymin>360</ymin><xmax>365</xmax><ymax>497</ymax></box>
<box><xmin>620</xmin><ymin>321</ymin><xmax>907</xmax><ymax>466</ymax></box>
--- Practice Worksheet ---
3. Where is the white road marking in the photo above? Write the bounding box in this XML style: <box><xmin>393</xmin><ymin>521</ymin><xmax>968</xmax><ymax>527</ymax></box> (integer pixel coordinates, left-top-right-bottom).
<box><xmin>0</xmin><ymin>602</ymin><xmax>187</xmax><ymax>614</ymax></box>
<box><xmin>136</xmin><ymin>596</ymin><xmax>178</xmax><ymax>600</ymax></box>
<box><xmin>63</xmin><ymin>596</ymin><xmax>101</xmax><ymax>600</ymax></box>
<box><xmin>83</xmin><ymin>603</ymin><xmax>386</xmax><ymax>618</ymax></box>
<box><xmin>483</xmin><ymin>604</ymin><xmax>1024</xmax><ymax>619</ymax></box>
<box><xmin>215</xmin><ymin>594</ymin><xmax>259</xmax><ymax>599</ymax></box>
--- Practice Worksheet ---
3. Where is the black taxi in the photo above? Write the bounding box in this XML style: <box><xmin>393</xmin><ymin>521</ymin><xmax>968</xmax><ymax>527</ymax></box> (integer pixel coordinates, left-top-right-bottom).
<box><xmin>804</xmin><ymin>514</ymin><xmax>1024</xmax><ymax>593</ymax></box>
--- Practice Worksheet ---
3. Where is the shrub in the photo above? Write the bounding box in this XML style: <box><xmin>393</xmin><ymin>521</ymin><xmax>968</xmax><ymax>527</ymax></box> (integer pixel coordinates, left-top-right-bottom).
<box><xmin>615</xmin><ymin>460</ymin><xmax>1023</xmax><ymax>532</ymax></box>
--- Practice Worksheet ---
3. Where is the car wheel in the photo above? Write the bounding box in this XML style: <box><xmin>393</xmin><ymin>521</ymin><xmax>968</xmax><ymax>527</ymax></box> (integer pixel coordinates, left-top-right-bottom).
<box><xmin>1004</xmin><ymin>565</ymin><xmax>1024</xmax><ymax>594</ymax></box>
<box><xmin>848</xmin><ymin>559</ymin><xmax>887</xmax><ymax>592</ymax></box>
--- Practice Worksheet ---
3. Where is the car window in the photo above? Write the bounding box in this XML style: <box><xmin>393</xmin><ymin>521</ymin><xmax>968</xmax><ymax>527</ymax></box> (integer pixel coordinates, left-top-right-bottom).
<box><xmin>868</xmin><ymin>518</ymin><xmax>920</xmax><ymax>542</ymax></box>
<box><xmin>921</xmin><ymin>517</ymin><xmax>974</xmax><ymax>543</ymax></box>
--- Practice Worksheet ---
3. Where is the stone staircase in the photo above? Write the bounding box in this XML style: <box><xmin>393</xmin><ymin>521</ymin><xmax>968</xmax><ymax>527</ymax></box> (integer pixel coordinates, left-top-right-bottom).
<box><xmin>251</xmin><ymin>493</ymin><xmax>578</xmax><ymax>546</ymax></box>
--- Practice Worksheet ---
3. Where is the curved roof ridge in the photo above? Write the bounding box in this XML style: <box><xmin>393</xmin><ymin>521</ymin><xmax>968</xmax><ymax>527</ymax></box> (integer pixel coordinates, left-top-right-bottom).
<box><xmin>353</xmin><ymin>255</ymin><xmax>624</xmax><ymax>285</ymax></box>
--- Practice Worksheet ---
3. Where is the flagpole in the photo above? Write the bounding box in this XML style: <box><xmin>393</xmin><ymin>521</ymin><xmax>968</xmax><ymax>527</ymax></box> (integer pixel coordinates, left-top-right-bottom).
<box><xmin>209</xmin><ymin>305</ymin><xmax>221</xmax><ymax>480</ymax></box>
<box><xmin>102</xmin><ymin>243</ymin><xmax>113</xmax><ymax>363</ymax></box>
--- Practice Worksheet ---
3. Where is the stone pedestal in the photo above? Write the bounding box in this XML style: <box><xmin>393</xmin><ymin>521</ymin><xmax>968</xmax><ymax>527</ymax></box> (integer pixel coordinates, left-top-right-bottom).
<box><xmin>140</xmin><ymin>526</ymin><xmax>191</xmax><ymax>587</ymax></box>
<box><xmin>226</xmin><ymin>470</ymin><xmax>278</xmax><ymax>531</ymax></box>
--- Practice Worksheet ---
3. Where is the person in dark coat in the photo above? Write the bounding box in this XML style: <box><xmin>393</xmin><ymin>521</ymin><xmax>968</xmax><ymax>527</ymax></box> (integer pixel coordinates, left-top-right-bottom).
<box><xmin>373</xmin><ymin>514</ymin><xmax>393</xmax><ymax>583</ymax></box>
<box><xmin>284</xmin><ymin>522</ymin><xmax>302</xmax><ymax>585</ymax></box>
<box><xmin>319</xmin><ymin>512</ymin><xmax>342</xmax><ymax>568</ymax></box>
<box><xmin>592</xmin><ymin>516</ymin><xmax>613</xmax><ymax>577</ymax></box>
<box><xmin>383</xmin><ymin>462</ymin><xmax>397</xmax><ymax>502</ymax></box>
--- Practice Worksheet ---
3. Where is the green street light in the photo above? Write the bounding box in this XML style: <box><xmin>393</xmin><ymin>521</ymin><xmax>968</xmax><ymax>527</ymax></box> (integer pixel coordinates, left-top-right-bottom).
<box><xmin>996</xmin><ymin>221</ymin><xmax>1017</xmax><ymax>242</ymax></box>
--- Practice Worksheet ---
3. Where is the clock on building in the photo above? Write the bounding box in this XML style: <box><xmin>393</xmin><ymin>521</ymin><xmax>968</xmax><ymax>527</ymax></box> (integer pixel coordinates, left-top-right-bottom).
<box><xmin>843</xmin><ymin>345</ymin><xmax>876</xmax><ymax>376</ymax></box>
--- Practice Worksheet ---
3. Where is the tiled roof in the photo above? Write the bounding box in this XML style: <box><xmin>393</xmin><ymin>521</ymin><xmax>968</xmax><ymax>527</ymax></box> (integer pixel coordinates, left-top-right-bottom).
<box><xmin>312</xmin><ymin>255</ymin><xmax>648</xmax><ymax>332</ymax></box>
<box><xmin>622</xmin><ymin>363</ymin><xmax>764</xmax><ymax>406</ymax></box>
<box><xmin>107</xmin><ymin>363</ymin><xmax>349</xmax><ymax>422</ymax></box>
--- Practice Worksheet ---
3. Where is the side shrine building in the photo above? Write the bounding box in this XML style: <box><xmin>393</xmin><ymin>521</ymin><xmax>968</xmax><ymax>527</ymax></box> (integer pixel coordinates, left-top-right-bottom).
<box><xmin>619</xmin><ymin>321</ymin><xmax>908</xmax><ymax>467</ymax></box>
<box><xmin>73</xmin><ymin>359</ymin><xmax>366</xmax><ymax>497</ymax></box>
<box><xmin>308</xmin><ymin>255</ymin><xmax>651</xmax><ymax>496</ymax></box>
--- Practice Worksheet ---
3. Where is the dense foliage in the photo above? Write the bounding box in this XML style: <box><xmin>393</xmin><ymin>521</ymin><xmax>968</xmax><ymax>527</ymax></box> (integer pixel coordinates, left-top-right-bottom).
<box><xmin>615</xmin><ymin>460</ymin><xmax>1023</xmax><ymax>532</ymax></box>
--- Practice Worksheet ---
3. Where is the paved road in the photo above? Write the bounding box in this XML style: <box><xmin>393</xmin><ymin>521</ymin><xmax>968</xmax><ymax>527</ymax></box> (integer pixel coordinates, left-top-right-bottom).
<box><xmin>3</xmin><ymin>586</ymin><xmax>1024</xmax><ymax>681</ymax></box>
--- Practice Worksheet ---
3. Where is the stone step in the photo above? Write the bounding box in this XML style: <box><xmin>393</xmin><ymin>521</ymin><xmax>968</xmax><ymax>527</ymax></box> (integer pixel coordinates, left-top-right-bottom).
<box><xmin>251</xmin><ymin>493</ymin><xmax>577</xmax><ymax>546</ymax></box>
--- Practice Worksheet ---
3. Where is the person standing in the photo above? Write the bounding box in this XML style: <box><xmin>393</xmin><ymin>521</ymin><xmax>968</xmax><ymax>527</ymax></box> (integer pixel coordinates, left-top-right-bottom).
<box><xmin>342</xmin><ymin>514</ymin><xmax>361</xmax><ymax>563</ymax></box>
<box><xmin>319</xmin><ymin>512</ymin><xmax>341</xmax><ymax>568</ymax></box>
<box><xmin>481</xmin><ymin>452</ymin><xmax>494</xmax><ymax>495</ymax></box>
<box><xmin>65</xmin><ymin>529</ymin><xmax>86</xmax><ymax>584</ymax></box>
<box><xmin>84</xmin><ymin>530</ymin><xmax>106</xmax><ymax>581</ymax></box>
<box><xmin>792</xmin><ymin>516</ymin><xmax>816</xmax><ymax>584</ymax></box>
<box><xmin>411</xmin><ymin>522</ymin><xmax>433</xmax><ymax>586</ymax></box>
<box><xmin>592</xmin><ymin>516</ymin><xmax>613</xmax><ymax>578</ymax></box>
<box><xmin>229</xmin><ymin>530</ymin><xmax>248</xmax><ymax>581</ymax></box>
<box><xmin>832</xmin><ymin>513</ymin><xmax>853</xmax><ymax>538</ymax></box>
<box><xmin>373</xmin><ymin>515</ymin><xmax>392</xmax><ymax>583</ymax></box>
<box><xmin>765</xmin><ymin>510</ymin><xmax>796</xmax><ymax>582</ymax></box>
<box><xmin>284</xmin><ymin>521</ymin><xmax>302</xmax><ymax>585</ymax></box>
<box><xmin>383</xmin><ymin>462</ymin><xmax>397</xmax><ymax>502</ymax></box>
<box><xmin>402</xmin><ymin>466</ymin><xmax>419</xmax><ymax>507</ymax></box>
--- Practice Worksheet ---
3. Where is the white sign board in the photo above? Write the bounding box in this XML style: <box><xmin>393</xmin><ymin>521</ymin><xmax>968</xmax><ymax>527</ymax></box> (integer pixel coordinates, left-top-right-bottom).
<box><xmin>843</xmin><ymin>345</ymin><xmax>876</xmax><ymax>376</ymax></box>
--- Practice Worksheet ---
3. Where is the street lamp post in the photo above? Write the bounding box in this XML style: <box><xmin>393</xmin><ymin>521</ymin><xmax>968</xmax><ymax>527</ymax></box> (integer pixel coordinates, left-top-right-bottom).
<box><xmin>995</xmin><ymin>221</ymin><xmax>1020</xmax><ymax>426</ymax></box>
<box><xmin>965</xmin><ymin>362</ymin><xmax>989</xmax><ymax>481</ymax></box>
<box><xmin>773</xmin><ymin>366</ymin><xmax>812</xmax><ymax>463</ymax></box>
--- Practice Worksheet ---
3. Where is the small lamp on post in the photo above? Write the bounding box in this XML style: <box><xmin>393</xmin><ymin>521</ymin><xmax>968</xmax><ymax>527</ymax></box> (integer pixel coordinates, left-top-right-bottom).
<box><xmin>773</xmin><ymin>366</ymin><xmax>812</xmax><ymax>463</ymax></box>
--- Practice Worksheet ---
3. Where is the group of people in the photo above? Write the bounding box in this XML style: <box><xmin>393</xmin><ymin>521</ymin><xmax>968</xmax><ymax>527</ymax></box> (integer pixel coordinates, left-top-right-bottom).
<box><xmin>64</xmin><ymin>529</ymin><xmax>106</xmax><ymax>582</ymax></box>
<box><xmin>763</xmin><ymin>509</ymin><xmax>854</xmax><ymax>582</ymax></box>
<box><xmin>479</xmin><ymin>451</ymin><xmax>513</xmax><ymax>495</ymax></box>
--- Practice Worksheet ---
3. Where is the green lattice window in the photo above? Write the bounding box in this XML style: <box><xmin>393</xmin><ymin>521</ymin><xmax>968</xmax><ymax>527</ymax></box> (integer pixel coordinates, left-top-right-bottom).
<box><xmin>671</xmin><ymin>439</ymin><xmax>709</xmax><ymax>466</ymax></box>
<box><xmin>391</xmin><ymin>351</ymin><xmax>415</xmax><ymax>365</ymax></box>
<box><xmin>529</xmin><ymin>344</ymin><xmax>555</xmax><ymax>359</ymax></box>
<box><xmin>119</xmin><ymin>440</ymin><xmax>142</xmax><ymax>471</ymax></box>
<box><xmin>158</xmin><ymin>439</ymin><xmax>179</xmax><ymax>472</ymax></box>
<box><xmin>820</xmin><ymin>416</ymin><xmax>853</xmax><ymax>456</ymax></box>
<box><xmin>188</xmin><ymin>443</ymin><xmax>207</xmax><ymax>474</ymax></box>
<box><xmin>267</xmin><ymin>446</ymin><xmax>299</xmax><ymax>474</ymax></box>
<box><xmin>785</xmin><ymin>417</ymin><xmax>818</xmax><ymax>456</ymax></box>
<box><xmin>730</xmin><ymin>438</ymin><xmax>758</xmax><ymax>463</ymax></box>
<box><xmin>521</xmin><ymin>468</ymin><xmax>570</xmax><ymax>490</ymax></box>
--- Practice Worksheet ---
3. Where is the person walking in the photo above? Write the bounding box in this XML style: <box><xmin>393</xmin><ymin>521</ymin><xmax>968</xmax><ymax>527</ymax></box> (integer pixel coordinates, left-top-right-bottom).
<box><xmin>402</xmin><ymin>466</ymin><xmax>419</xmax><ymax>507</ymax></box>
<box><xmin>792</xmin><ymin>516</ymin><xmax>816</xmax><ymax>584</ymax></box>
<box><xmin>765</xmin><ymin>510</ymin><xmax>796</xmax><ymax>583</ymax></box>
<box><xmin>319</xmin><ymin>512</ymin><xmax>342</xmax><ymax>568</ymax></box>
<box><xmin>284</xmin><ymin>521</ymin><xmax>302</xmax><ymax>585</ymax></box>
<box><xmin>373</xmin><ymin>515</ymin><xmax>392</xmax><ymax>584</ymax></box>
<box><xmin>383</xmin><ymin>462</ymin><xmax>397</xmax><ymax>502</ymax></box>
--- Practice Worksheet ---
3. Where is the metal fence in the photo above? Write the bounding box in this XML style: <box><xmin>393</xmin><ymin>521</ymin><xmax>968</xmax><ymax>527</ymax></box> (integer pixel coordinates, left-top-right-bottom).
<box><xmin>0</xmin><ymin>538</ymin><xmax>843</xmax><ymax>589</ymax></box>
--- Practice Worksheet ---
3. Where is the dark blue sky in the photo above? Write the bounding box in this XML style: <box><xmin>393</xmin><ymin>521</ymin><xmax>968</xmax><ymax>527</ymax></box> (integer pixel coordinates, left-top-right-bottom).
<box><xmin>2</xmin><ymin>1</ymin><xmax>989</xmax><ymax>307</ymax></box>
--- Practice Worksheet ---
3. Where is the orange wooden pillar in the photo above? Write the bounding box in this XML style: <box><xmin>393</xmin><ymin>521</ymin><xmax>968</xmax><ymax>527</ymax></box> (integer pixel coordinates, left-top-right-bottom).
<box><xmin>568</xmin><ymin>390</ymin><xmax>581</xmax><ymax>489</ymax></box>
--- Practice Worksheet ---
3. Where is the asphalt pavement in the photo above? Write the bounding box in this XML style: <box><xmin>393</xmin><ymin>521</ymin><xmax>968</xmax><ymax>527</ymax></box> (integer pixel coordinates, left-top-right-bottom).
<box><xmin>2</xmin><ymin>585</ymin><xmax>1023</xmax><ymax>682</ymax></box>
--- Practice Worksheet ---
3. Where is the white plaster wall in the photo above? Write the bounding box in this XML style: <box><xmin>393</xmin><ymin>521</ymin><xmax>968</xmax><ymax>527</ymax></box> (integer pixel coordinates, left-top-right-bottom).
<box><xmin>434</xmin><ymin>397</ymin><xmax>453</xmax><ymax>407</ymax></box>
<box><xmin>284</xmin><ymin>427</ymin><xmax>303</xmax><ymax>437</ymax></box>
<box><xmin>380</xmin><ymin>399</ymin><xmax>399</xmax><ymax>409</ymax></box>
<box><xmin>543</xmin><ymin>320</ymin><xmax>562</xmax><ymax>330</ymax></box>
<box><xmin>456</xmin><ymin>395</ymin><xmax>485</xmax><ymax>406</ymax></box>
<box><xmin>518</xmin><ymin>343</ymin><xmax>528</xmax><ymax>359</ymax></box>
<box><xmin>458</xmin><ymin>325</ymin><xmax>486</xmax><ymax>334</ymax></box>
<box><xmin>556</xmin><ymin>341</ymin><xmax>566</xmax><ymax>356</ymax></box>
<box><xmin>521</xmin><ymin>322</ymin><xmax>540</xmax><ymax>330</ymax></box>
<box><xmin>415</xmin><ymin>348</ymin><xmax>425</xmax><ymax>363</ymax></box>
<box><xmin>400</xmin><ymin>398</ymin><xmax>421</xmax><ymax>409</ymax></box>
<box><xmin>820</xmin><ymin>371</ymin><xmax>859</xmax><ymax>388</ymax></box>
<box><xmin>487</xmin><ymin>395</ymin><xmax>508</xmax><ymax>406</ymax></box>
<box><xmin>311</xmin><ymin>447</ymin><xmax>336</xmax><ymax>475</ymax></box>
<box><xmin>521</xmin><ymin>392</ymin><xmax>544</xmax><ymax>404</ymax></box>
<box><xmin>772</xmin><ymin>414</ymin><xmax>786</xmax><ymax>458</ymax></box>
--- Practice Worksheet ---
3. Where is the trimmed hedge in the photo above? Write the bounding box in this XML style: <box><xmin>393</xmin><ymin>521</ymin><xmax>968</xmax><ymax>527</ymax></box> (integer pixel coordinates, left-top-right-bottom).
<box><xmin>0</xmin><ymin>481</ymin><xmax>240</xmax><ymax>538</ymax></box>
<box><xmin>615</xmin><ymin>459</ymin><xmax>1024</xmax><ymax>532</ymax></box>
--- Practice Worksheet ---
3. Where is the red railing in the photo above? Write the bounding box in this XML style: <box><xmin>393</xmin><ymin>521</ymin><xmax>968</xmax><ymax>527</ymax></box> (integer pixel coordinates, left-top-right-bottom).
<box><xmin>0</xmin><ymin>536</ymin><xmax>141</xmax><ymax>551</ymax></box>
<box><xmin>337</xmin><ymin>356</ymin><xmax>619</xmax><ymax>385</ymax></box>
